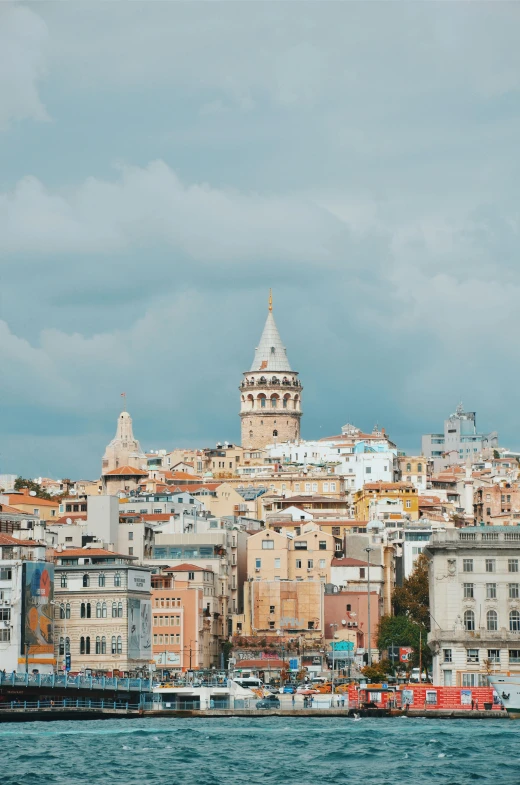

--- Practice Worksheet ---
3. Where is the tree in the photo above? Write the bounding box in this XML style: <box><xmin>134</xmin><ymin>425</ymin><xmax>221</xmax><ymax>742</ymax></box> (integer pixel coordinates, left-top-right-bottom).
<box><xmin>392</xmin><ymin>553</ymin><xmax>430</xmax><ymax>628</ymax></box>
<box><xmin>361</xmin><ymin>659</ymin><xmax>392</xmax><ymax>682</ymax></box>
<box><xmin>14</xmin><ymin>477</ymin><xmax>52</xmax><ymax>500</ymax></box>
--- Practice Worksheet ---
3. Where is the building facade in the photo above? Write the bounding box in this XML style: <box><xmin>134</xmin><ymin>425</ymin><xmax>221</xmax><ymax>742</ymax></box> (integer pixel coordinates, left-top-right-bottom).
<box><xmin>427</xmin><ymin>527</ymin><xmax>520</xmax><ymax>687</ymax></box>
<box><xmin>240</xmin><ymin>293</ymin><xmax>302</xmax><ymax>450</ymax></box>
<box><xmin>53</xmin><ymin>548</ymin><xmax>152</xmax><ymax>675</ymax></box>
<box><xmin>422</xmin><ymin>404</ymin><xmax>498</xmax><ymax>472</ymax></box>
<box><xmin>102</xmin><ymin>406</ymin><xmax>147</xmax><ymax>476</ymax></box>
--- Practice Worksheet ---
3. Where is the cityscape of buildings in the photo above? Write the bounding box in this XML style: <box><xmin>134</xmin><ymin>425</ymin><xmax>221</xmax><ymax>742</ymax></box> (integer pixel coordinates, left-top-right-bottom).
<box><xmin>1</xmin><ymin>294</ymin><xmax>520</xmax><ymax>691</ymax></box>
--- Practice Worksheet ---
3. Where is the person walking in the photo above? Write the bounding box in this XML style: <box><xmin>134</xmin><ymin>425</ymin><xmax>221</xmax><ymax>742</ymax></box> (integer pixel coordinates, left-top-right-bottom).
<box><xmin>292</xmin><ymin>693</ymin><xmax>295</xmax><ymax>708</ymax></box>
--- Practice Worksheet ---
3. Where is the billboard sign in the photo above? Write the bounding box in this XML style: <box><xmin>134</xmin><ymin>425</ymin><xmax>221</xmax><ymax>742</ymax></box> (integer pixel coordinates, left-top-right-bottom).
<box><xmin>128</xmin><ymin>570</ymin><xmax>151</xmax><ymax>592</ymax></box>
<box><xmin>128</xmin><ymin>598</ymin><xmax>152</xmax><ymax>659</ymax></box>
<box><xmin>21</xmin><ymin>562</ymin><xmax>54</xmax><ymax>655</ymax></box>
<box><xmin>399</xmin><ymin>646</ymin><xmax>413</xmax><ymax>662</ymax></box>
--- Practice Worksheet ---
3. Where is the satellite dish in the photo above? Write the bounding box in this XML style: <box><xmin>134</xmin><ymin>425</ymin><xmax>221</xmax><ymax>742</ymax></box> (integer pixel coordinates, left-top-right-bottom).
<box><xmin>66</xmin><ymin>518</ymin><xmax>72</xmax><ymax>525</ymax></box>
<box><xmin>341</xmin><ymin>619</ymin><xmax>347</xmax><ymax>626</ymax></box>
<box><xmin>29</xmin><ymin>490</ymin><xmax>37</xmax><ymax>497</ymax></box>
<box><xmin>69</xmin><ymin>489</ymin><xmax>77</xmax><ymax>496</ymax></box>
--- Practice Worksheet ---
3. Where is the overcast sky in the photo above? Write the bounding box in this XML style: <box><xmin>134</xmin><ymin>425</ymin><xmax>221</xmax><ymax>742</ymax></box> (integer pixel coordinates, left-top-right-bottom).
<box><xmin>1</xmin><ymin>1</ymin><xmax>519</xmax><ymax>479</ymax></box>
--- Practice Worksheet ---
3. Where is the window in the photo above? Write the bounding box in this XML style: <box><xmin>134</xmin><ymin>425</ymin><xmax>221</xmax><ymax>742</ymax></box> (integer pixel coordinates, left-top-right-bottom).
<box><xmin>443</xmin><ymin>649</ymin><xmax>452</xmax><ymax>663</ymax></box>
<box><xmin>81</xmin><ymin>603</ymin><xmax>86</xmax><ymax>619</ymax></box>
<box><xmin>366</xmin><ymin>467</ymin><xmax>372</xmax><ymax>475</ymax></box>
<box><xmin>417</xmin><ymin>463</ymin><xmax>422</xmax><ymax>472</ymax></box>
<box><xmin>406</xmin><ymin>463</ymin><xmax>411</xmax><ymax>472</ymax></box>
<box><xmin>486</xmin><ymin>583</ymin><xmax>497</xmax><ymax>599</ymax></box>
<box><xmin>295</xmin><ymin>560</ymin><xmax>302</xmax><ymax>569</ymax></box>
<box><xmin>0</xmin><ymin>608</ymin><xmax>10</xmax><ymax>622</ymax></box>
<box><xmin>405</xmin><ymin>500</ymin><xmax>411</xmax><ymax>509</ymax></box>
<box><xmin>463</xmin><ymin>559</ymin><xmax>473</xmax><ymax>573</ymax></box>
<box><xmin>307</xmin><ymin>621</ymin><xmax>315</xmax><ymax>630</ymax></box>
<box><xmin>464</xmin><ymin>610</ymin><xmax>475</xmax><ymax>631</ymax></box>
<box><xmin>111</xmin><ymin>636</ymin><xmax>117</xmax><ymax>655</ymax></box>
<box><xmin>255</xmin><ymin>559</ymin><xmax>261</xmax><ymax>569</ymax></box>
<box><xmin>82</xmin><ymin>574</ymin><xmax>90</xmax><ymax>587</ymax></box>
<box><xmin>80</xmin><ymin>636</ymin><xmax>91</xmax><ymax>655</ymax></box>
<box><xmin>128</xmin><ymin>547</ymin><xmax>134</xmax><ymax>556</ymax></box>
<box><xmin>0</xmin><ymin>629</ymin><xmax>10</xmax><ymax>642</ymax></box>
<box><xmin>330</xmin><ymin>483</ymin><xmax>336</xmax><ymax>492</ymax></box>
<box><xmin>487</xmin><ymin>610</ymin><xmax>498</xmax><ymax>631</ymax></box>
<box><xmin>488</xmin><ymin>649</ymin><xmax>500</xmax><ymax>663</ymax></box>
<box><xmin>305</xmin><ymin>483</ymin><xmax>311</xmax><ymax>492</ymax></box>
<box><xmin>509</xmin><ymin>583</ymin><xmax>519</xmax><ymax>599</ymax></box>
<box><xmin>274</xmin><ymin>558</ymin><xmax>281</xmax><ymax>569</ymax></box>
<box><xmin>486</xmin><ymin>559</ymin><xmax>496</xmax><ymax>573</ymax></box>
<box><xmin>112</xmin><ymin>602</ymin><xmax>118</xmax><ymax>618</ymax></box>
<box><xmin>269</xmin><ymin>621</ymin><xmax>275</xmax><ymax>630</ymax></box>
<box><xmin>98</xmin><ymin>574</ymin><xmax>105</xmax><ymax>587</ymax></box>
<box><xmin>96</xmin><ymin>603</ymin><xmax>102</xmax><ymax>618</ymax></box>
<box><xmin>510</xmin><ymin>611</ymin><xmax>520</xmax><ymax>632</ymax></box>
<box><xmin>360</xmin><ymin>568</ymin><xmax>366</xmax><ymax>579</ymax></box>
<box><xmin>273</xmin><ymin>430</ymin><xmax>278</xmax><ymax>437</ymax></box>
<box><xmin>346</xmin><ymin>604</ymin><xmax>352</xmax><ymax>612</ymax></box>
<box><xmin>128</xmin><ymin>531</ymin><xmax>134</xmax><ymax>541</ymax></box>
<box><xmin>323</xmin><ymin>483</ymin><xmax>329</xmax><ymax>492</ymax></box>
<box><xmin>466</xmin><ymin>648</ymin><xmax>479</xmax><ymax>663</ymax></box>
<box><xmin>312</xmin><ymin>483</ymin><xmax>318</xmax><ymax>492</ymax></box>
<box><xmin>114</xmin><ymin>573</ymin><xmax>121</xmax><ymax>587</ymax></box>
<box><xmin>270</xmin><ymin>605</ymin><xmax>275</xmax><ymax>614</ymax></box>
<box><xmin>509</xmin><ymin>650</ymin><xmax>520</xmax><ymax>664</ymax></box>
<box><xmin>319</xmin><ymin>541</ymin><xmax>327</xmax><ymax>550</ymax></box>
<box><xmin>96</xmin><ymin>636</ymin><xmax>101</xmax><ymax>654</ymax></box>
<box><xmin>59</xmin><ymin>604</ymin><xmax>66</xmax><ymax>619</ymax></box>
<box><xmin>262</xmin><ymin>540</ymin><xmax>274</xmax><ymax>549</ymax></box>
<box><xmin>319</xmin><ymin>559</ymin><xmax>326</xmax><ymax>568</ymax></box>
<box><xmin>443</xmin><ymin>671</ymin><xmax>453</xmax><ymax>687</ymax></box>
<box><xmin>294</xmin><ymin>541</ymin><xmax>308</xmax><ymax>550</ymax></box>
<box><xmin>0</xmin><ymin>567</ymin><xmax>13</xmax><ymax>580</ymax></box>
<box><xmin>307</xmin><ymin>560</ymin><xmax>313</xmax><ymax>569</ymax></box>
<box><xmin>509</xmin><ymin>559</ymin><xmax>519</xmax><ymax>573</ymax></box>
<box><xmin>462</xmin><ymin>673</ymin><xmax>487</xmax><ymax>687</ymax></box>
<box><xmin>463</xmin><ymin>583</ymin><xmax>474</xmax><ymax>599</ymax></box>
<box><xmin>117</xmin><ymin>636</ymin><xmax>122</xmax><ymax>654</ymax></box>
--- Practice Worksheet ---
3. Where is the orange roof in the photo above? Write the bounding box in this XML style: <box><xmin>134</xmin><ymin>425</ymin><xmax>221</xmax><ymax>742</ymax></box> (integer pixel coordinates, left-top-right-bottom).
<box><xmin>166</xmin><ymin>471</ymin><xmax>203</xmax><ymax>481</ymax></box>
<box><xmin>0</xmin><ymin>503</ymin><xmax>31</xmax><ymax>515</ymax></box>
<box><xmin>119</xmin><ymin>513</ymin><xmax>172</xmax><ymax>522</ymax></box>
<box><xmin>52</xmin><ymin>514</ymin><xmax>87</xmax><ymax>525</ymax></box>
<box><xmin>53</xmin><ymin>547</ymin><xmax>135</xmax><ymax>559</ymax></box>
<box><xmin>362</xmin><ymin>482</ymin><xmax>415</xmax><ymax>491</ymax></box>
<box><xmin>163</xmin><ymin>563</ymin><xmax>209</xmax><ymax>572</ymax></box>
<box><xmin>104</xmin><ymin>465</ymin><xmax>148</xmax><ymax>476</ymax></box>
<box><xmin>4</xmin><ymin>494</ymin><xmax>58</xmax><ymax>507</ymax></box>
<box><xmin>0</xmin><ymin>533</ymin><xmax>42</xmax><ymax>546</ymax></box>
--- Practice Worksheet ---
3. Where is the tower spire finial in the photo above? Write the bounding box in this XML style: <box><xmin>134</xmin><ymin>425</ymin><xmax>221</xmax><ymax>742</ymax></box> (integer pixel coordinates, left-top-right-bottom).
<box><xmin>268</xmin><ymin>288</ymin><xmax>273</xmax><ymax>312</ymax></box>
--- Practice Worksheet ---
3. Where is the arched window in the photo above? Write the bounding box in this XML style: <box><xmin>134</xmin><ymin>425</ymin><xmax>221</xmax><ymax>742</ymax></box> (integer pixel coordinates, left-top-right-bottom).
<box><xmin>96</xmin><ymin>602</ymin><xmax>102</xmax><ymax>618</ymax></box>
<box><xmin>464</xmin><ymin>610</ymin><xmax>475</xmax><ymax>631</ymax></box>
<box><xmin>59</xmin><ymin>605</ymin><xmax>66</xmax><ymax>619</ymax></box>
<box><xmin>95</xmin><ymin>636</ymin><xmax>101</xmax><ymax>655</ymax></box>
<box><xmin>85</xmin><ymin>636</ymin><xmax>90</xmax><ymax>655</ymax></box>
<box><xmin>98</xmin><ymin>574</ymin><xmax>105</xmax><ymax>587</ymax></box>
<box><xmin>118</xmin><ymin>602</ymin><xmax>123</xmax><ymax>618</ymax></box>
<box><xmin>82</xmin><ymin>574</ymin><xmax>90</xmax><ymax>588</ymax></box>
<box><xmin>273</xmin><ymin>430</ymin><xmax>278</xmax><ymax>437</ymax></box>
<box><xmin>86</xmin><ymin>602</ymin><xmax>91</xmax><ymax>619</ymax></box>
<box><xmin>406</xmin><ymin>463</ymin><xmax>412</xmax><ymax>472</ymax></box>
<box><xmin>417</xmin><ymin>463</ymin><xmax>423</xmax><ymax>472</ymax></box>
<box><xmin>65</xmin><ymin>603</ymin><xmax>71</xmax><ymax>620</ymax></box>
<box><xmin>101</xmin><ymin>602</ymin><xmax>107</xmax><ymax>618</ymax></box>
<box><xmin>271</xmin><ymin>396</ymin><xmax>278</xmax><ymax>408</ymax></box>
<box><xmin>80</xmin><ymin>636</ymin><xmax>86</xmax><ymax>654</ymax></box>
<box><xmin>259</xmin><ymin>395</ymin><xmax>266</xmax><ymax>408</ymax></box>
<box><xmin>249</xmin><ymin>430</ymin><xmax>253</xmax><ymax>439</ymax></box>
<box><xmin>117</xmin><ymin>636</ymin><xmax>123</xmax><ymax>654</ymax></box>
<box><xmin>114</xmin><ymin>573</ymin><xmax>121</xmax><ymax>587</ymax></box>
<box><xmin>101</xmin><ymin>636</ymin><xmax>107</xmax><ymax>654</ymax></box>
<box><xmin>59</xmin><ymin>637</ymin><xmax>65</xmax><ymax>656</ymax></box>
<box><xmin>81</xmin><ymin>603</ymin><xmax>86</xmax><ymax>619</ymax></box>
<box><xmin>111</xmin><ymin>635</ymin><xmax>117</xmax><ymax>654</ymax></box>
<box><xmin>487</xmin><ymin>610</ymin><xmax>498</xmax><ymax>631</ymax></box>
<box><xmin>510</xmin><ymin>611</ymin><xmax>520</xmax><ymax>632</ymax></box>
<box><xmin>247</xmin><ymin>394</ymin><xmax>254</xmax><ymax>409</ymax></box>
<box><xmin>112</xmin><ymin>602</ymin><xmax>118</xmax><ymax>618</ymax></box>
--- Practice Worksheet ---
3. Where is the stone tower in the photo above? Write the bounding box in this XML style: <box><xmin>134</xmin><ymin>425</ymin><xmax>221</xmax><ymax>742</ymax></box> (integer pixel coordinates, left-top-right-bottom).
<box><xmin>102</xmin><ymin>404</ymin><xmax>147</xmax><ymax>475</ymax></box>
<box><xmin>240</xmin><ymin>292</ymin><xmax>302</xmax><ymax>450</ymax></box>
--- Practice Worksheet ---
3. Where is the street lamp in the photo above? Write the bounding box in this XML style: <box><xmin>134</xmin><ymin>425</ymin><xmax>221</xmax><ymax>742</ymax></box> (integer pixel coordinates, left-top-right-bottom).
<box><xmin>364</xmin><ymin>547</ymin><xmax>374</xmax><ymax>666</ymax></box>
<box><xmin>330</xmin><ymin>622</ymin><xmax>338</xmax><ymax>693</ymax></box>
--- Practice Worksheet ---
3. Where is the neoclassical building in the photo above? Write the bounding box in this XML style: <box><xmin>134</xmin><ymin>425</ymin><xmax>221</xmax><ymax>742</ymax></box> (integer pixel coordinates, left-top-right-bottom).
<box><xmin>240</xmin><ymin>293</ymin><xmax>302</xmax><ymax>450</ymax></box>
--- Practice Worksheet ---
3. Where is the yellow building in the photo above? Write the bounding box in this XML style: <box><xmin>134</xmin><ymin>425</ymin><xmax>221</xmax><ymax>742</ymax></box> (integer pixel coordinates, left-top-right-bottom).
<box><xmin>0</xmin><ymin>492</ymin><xmax>59</xmax><ymax>522</ymax></box>
<box><xmin>398</xmin><ymin>456</ymin><xmax>431</xmax><ymax>490</ymax></box>
<box><xmin>246</xmin><ymin>525</ymin><xmax>339</xmax><ymax>584</ymax></box>
<box><xmin>353</xmin><ymin>482</ymin><xmax>419</xmax><ymax>521</ymax></box>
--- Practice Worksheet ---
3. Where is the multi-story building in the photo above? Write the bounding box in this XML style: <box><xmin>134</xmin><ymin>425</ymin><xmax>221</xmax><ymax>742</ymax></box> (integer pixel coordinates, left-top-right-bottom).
<box><xmin>398</xmin><ymin>456</ymin><xmax>431</xmax><ymax>492</ymax></box>
<box><xmin>353</xmin><ymin>482</ymin><xmax>419</xmax><ymax>521</ymax></box>
<box><xmin>240</xmin><ymin>292</ymin><xmax>303</xmax><ymax>449</ymax></box>
<box><xmin>0</xmin><ymin>491</ymin><xmax>59</xmax><ymax>522</ymax></box>
<box><xmin>426</xmin><ymin>527</ymin><xmax>520</xmax><ymax>687</ymax></box>
<box><xmin>0</xmin><ymin>534</ymin><xmax>55</xmax><ymax>673</ymax></box>
<box><xmin>0</xmin><ymin>502</ymin><xmax>47</xmax><ymax>541</ymax></box>
<box><xmin>246</xmin><ymin>526</ymin><xmax>340</xmax><ymax>584</ymax></box>
<box><xmin>53</xmin><ymin>547</ymin><xmax>152</xmax><ymax>675</ymax></box>
<box><xmin>240</xmin><ymin>578</ymin><xmax>324</xmax><ymax>642</ymax></box>
<box><xmin>151</xmin><ymin>565</ymin><xmax>218</xmax><ymax>672</ymax></box>
<box><xmin>474</xmin><ymin>483</ymin><xmax>520</xmax><ymax>525</ymax></box>
<box><xmin>422</xmin><ymin>404</ymin><xmax>498</xmax><ymax>472</ymax></box>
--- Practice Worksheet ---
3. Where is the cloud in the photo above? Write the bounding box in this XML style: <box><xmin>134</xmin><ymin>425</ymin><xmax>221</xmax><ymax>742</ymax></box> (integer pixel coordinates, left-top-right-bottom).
<box><xmin>0</xmin><ymin>4</ymin><xmax>49</xmax><ymax>130</ymax></box>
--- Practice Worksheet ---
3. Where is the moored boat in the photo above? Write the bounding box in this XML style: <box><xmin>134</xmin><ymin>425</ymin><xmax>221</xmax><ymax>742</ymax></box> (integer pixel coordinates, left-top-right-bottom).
<box><xmin>488</xmin><ymin>676</ymin><xmax>520</xmax><ymax>719</ymax></box>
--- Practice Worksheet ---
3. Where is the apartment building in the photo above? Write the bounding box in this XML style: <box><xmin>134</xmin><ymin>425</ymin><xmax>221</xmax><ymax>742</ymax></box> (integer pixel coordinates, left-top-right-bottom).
<box><xmin>246</xmin><ymin>526</ymin><xmax>339</xmax><ymax>584</ymax></box>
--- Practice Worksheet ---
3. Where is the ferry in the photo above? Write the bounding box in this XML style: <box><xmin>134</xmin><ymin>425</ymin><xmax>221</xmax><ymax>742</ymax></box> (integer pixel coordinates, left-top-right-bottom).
<box><xmin>488</xmin><ymin>676</ymin><xmax>520</xmax><ymax>719</ymax></box>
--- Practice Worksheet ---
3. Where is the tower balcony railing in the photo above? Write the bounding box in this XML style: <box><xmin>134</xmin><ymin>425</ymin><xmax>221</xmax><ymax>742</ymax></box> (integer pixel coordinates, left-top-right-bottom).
<box><xmin>240</xmin><ymin>379</ymin><xmax>302</xmax><ymax>390</ymax></box>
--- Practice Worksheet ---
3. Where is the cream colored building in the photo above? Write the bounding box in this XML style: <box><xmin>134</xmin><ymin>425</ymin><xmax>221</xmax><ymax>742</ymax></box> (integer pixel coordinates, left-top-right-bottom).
<box><xmin>246</xmin><ymin>525</ymin><xmax>340</xmax><ymax>584</ymax></box>
<box><xmin>53</xmin><ymin>548</ymin><xmax>152</xmax><ymax>674</ymax></box>
<box><xmin>239</xmin><ymin>579</ymin><xmax>324</xmax><ymax>642</ymax></box>
<box><xmin>427</xmin><ymin>527</ymin><xmax>520</xmax><ymax>687</ymax></box>
<box><xmin>398</xmin><ymin>456</ymin><xmax>431</xmax><ymax>493</ymax></box>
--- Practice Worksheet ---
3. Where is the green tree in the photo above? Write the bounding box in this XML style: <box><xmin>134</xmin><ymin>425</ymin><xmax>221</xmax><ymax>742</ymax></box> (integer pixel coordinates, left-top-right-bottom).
<box><xmin>14</xmin><ymin>477</ymin><xmax>52</xmax><ymax>500</ymax></box>
<box><xmin>392</xmin><ymin>552</ymin><xmax>430</xmax><ymax>628</ymax></box>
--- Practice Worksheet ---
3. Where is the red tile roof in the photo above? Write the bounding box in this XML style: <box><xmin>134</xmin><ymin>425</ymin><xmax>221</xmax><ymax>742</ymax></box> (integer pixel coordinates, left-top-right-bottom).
<box><xmin>332</xmin><ymin>557</ymin><xmax>380</xmax><ymax>567</ymax></box>
<box><xmin>0</xmin><ymin>533</ymin><xmax>43</xmax><ymax>546</ymax></box>
<box><xmin>163</xmin><ymin>563</ymin><xmax>210</xmax><ymax>572</ymax></box>
<box><xmin>104</xmin><ymin>465</ymin><xmax>148</xmax><ymax>476</ymax></box>
<box><xmin>52</xmin><ymin>547</ymin><xmax>136</xmax><ymax>559</ymax></box>
<box><xmin>3</xmin><ymin>494</ymin><xmax>58</xmax><ymax>507</ymax></box>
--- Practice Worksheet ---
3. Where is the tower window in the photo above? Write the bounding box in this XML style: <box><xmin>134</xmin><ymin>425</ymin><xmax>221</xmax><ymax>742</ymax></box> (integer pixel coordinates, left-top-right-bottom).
<box><xmin>273</xmin><ymin>430</ymin><xmax>278</xmax><ymax>437</ymax></box>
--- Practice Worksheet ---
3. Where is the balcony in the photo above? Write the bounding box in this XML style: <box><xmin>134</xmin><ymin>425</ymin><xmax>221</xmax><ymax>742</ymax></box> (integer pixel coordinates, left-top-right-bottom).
<box><xmin>429</xmin><ymin>528</ymin><xmax>520</xmax><ymax>549</ymax></box>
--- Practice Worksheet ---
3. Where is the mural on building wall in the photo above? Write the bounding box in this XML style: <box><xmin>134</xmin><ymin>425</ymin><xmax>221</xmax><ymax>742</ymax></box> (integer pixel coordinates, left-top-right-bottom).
<box><xmin>21</xmin><ymin>562</ymin><xmax>54</xmax><ymax>654</ymax></box>
<box><xmin>128</xmin><ymin>598</ymin><xmax>152</xmax><ymax>659</ymax></box>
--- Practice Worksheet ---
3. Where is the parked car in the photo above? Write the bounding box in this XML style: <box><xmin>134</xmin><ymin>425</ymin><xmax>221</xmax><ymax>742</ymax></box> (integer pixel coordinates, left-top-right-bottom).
<box><xmin>296</xmin><ymin>685</ymin><xmax>318</xmax><ymax>694</ymax></box>
<box><xmin>256</xmin><ymin>695</ymin><xmax>281</xmax><ymax>710</ymax></box>
<box><xmin>282</xmin><ymin>684</ymin><xmax>296</xmax><ymax>694</ymax></box>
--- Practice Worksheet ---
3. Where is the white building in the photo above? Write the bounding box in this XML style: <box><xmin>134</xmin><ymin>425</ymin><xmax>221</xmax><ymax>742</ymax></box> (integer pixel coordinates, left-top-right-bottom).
<box><xmin>426</xmin><ymin>527</ymin><xmax>520</xmax><ymax>687</ymax></box>
<box><xmin>422</xmin><ymin>404</ymin><xmax>498</xmax><ymax>472</ymax></box>
<box><xmin>0</xmin><ymin>534</ymin><xmax>54</xmax><ymax>673</ymax></box>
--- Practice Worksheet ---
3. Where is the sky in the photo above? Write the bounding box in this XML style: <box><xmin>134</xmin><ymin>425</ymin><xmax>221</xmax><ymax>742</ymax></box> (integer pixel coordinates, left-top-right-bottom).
<box><xmin>1</xmin><ymin>1</ymin><xmax>520</xmax><ymax>479</ymax></box>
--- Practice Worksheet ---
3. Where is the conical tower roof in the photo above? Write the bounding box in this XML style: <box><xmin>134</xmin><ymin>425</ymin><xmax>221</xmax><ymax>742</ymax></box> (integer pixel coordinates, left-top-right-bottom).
<box><xmin>250</xmin><ymin>292</ymin><xmax>292</xmax><ymax>372</ymax></box>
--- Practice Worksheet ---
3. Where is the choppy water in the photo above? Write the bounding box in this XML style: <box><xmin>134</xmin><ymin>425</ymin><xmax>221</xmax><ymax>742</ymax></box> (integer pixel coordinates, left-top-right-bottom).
<box><xmin>0</xmin><ymin>717</ymin><xmax>518</xmax><ymax>784</ymax></box>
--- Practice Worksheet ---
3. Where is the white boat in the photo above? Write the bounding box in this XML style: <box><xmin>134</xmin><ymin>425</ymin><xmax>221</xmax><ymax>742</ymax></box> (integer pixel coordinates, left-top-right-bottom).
<box><xmin>488</xmin><ymin>675</ymin><xmax>520</xmax><ymax>719</ymax></box>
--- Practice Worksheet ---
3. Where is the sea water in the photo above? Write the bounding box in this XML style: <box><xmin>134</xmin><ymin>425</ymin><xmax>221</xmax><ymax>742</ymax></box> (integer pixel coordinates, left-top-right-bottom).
<box><xmin>1</xmin><ymin>717</ymin><xmax>519</xmax><ymax>784</ymax></box>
